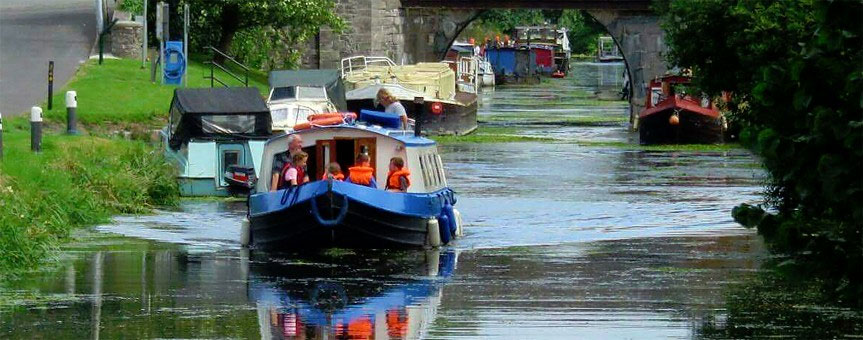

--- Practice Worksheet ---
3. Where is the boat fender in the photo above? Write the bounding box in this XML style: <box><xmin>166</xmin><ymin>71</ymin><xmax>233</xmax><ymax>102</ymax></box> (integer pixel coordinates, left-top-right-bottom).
<box><xmin>443</xmin><ymin>202</ymin><xmax>457</xmax><ymax>236</ymax></box>
<box><xmin>240</xmin><ymin>218</ymin><xmax>251</xmax><ymax>247</ymax></box>
<box><xmin>452</xmin><ymin>208</ymin><xmax>464</xmax><ymax>238</ymax></box>
<box><xmin>310</xmin><ymin>192</ymin><xmax>350</xmax><ymax>227</ymax></box>
<box><xmin>427</xmin><ymin>218</ymin><xmax>442</xmax><ymax>247</ymax></box>
<box><xmin>437</xmin><ymin>214</ymin><xmax>451</xmax><ymax>245</ymax></box>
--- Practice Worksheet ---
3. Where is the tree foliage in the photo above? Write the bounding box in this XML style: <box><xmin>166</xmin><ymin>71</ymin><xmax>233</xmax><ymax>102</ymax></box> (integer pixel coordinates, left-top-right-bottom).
<box><xmin>661</xmin><ymin>0</ymin><xmax>863</xmax><ymax>305</ymax></box>
<box><xmin>460</xmin><ymin>10</ymin><xmax>606</xmax><ymax>55</ymax></box>
<box><xmin>130</xmin><ymin>0</ymin><xmax>344</xmax><ymax>70</ymax></box>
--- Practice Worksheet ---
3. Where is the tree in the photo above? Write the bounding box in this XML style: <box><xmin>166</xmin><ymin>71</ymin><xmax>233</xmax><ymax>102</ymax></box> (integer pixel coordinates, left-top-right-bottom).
<box><xmin>184</xmin><ymin>0</ymin><xmax>345</xmax><ymax>66</ymax></box>
<box><xmin>661</xmin><ymin>0</ymin><xmax>863</xmax><ymax>305</ymax></box>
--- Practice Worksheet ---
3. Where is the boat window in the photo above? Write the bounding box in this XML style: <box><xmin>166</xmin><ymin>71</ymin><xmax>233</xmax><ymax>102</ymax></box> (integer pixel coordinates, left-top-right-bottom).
<box><xmin>271</xmin><ymin>108</ymin><xmax>289</xmax><ymax>122</ymax></box>
<box><xmin>223</xmin><ymin>150</ymin><xmax>239</xmax><ymax>168</ymax></box>
<box><xmin>428</xmin><ymin>154</ymin><xmax>440</xmax><ymax>187</ymax></box>
<box><xmin>201</xmin><ymin>115</ymin><xmax>257</xmax><ymax>134</ymax></box>
<box><xmin>436</xmin><ymin>154</ymin><xmax>446</xmax><ymax>187</ymax></box>
<box><xmin>296</xmin><ymin>86</ymin><xmax>328</xmax><ymax>99</ymax></box>
<box><xmin>419</xmin><ymin>155</ymin><xmax>430</xmax><ymax>188</ymax></box>
<box><xmin>270</xmin><ymin>87</ymin><xmax>296</xmax><ymax>101</ymax></box>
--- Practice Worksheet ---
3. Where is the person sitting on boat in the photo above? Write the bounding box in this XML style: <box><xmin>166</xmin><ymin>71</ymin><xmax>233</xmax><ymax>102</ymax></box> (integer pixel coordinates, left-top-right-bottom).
<box><xmin>377</xmin><ymin>88</ymin><xmax>408</xmax><ymax>130</ymax></box>
<box><xmin>346</xmin><ymin>154</ymin><xmax>377</xmax><ymax>188</ymax></box>
<box><xmin>282</xmin><ymin>152</ymin><xmax>309</xmax><ymax>188</ymax></box>
<box><xmin>271</xmin><ymin>135</ymin><xmax>308</xmax><ymax>191</ymax></box>
<box><xmin>321</xmin><ymin>162</ymin><xmax>345</xmax><ymax>181</ymax></box>
<box><xmin>385</xmin><ymin>157</ymin><xmax>411</xmax><ymax>193</ymax></box>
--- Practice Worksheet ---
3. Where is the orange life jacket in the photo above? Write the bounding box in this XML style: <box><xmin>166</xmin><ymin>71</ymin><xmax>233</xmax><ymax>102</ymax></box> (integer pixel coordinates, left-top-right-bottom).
<box><xmin>348</xmin><ymin>165</ymin><xmax>374</xmax><ymax>185</ymax></box>
<box><xmin>321</xmin><ymin>173</ymin><xmax>345</xmax><ymax>181</ymax></box>
<box><xmin>386</xmin><ymin>169</ymin><xmax>411</xmax><ymax>190</ymax></box>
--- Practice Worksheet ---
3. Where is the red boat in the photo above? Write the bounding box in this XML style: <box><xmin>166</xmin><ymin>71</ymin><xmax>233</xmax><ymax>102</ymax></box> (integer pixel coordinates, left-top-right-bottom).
<box><xmin>638</xmin><ymin>75</ymin><xmax>725</xmax><ymax>144</ymax></box>
<box><xmin>551</xmin><ymin>70</ymin><xmax>566</xmax><ymax>78</ymax></box>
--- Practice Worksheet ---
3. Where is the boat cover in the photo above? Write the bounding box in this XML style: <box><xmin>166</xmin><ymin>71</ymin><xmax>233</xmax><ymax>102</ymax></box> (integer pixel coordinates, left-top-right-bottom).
<box><xmin>168</xmin><ymin>87</ymin><xmax>272</xmax><ymax>150</ymax></box>
<box><xmin>268</xmin><ymin>69</ymin><xmax>347</xmax><ymax>111</ymax></box>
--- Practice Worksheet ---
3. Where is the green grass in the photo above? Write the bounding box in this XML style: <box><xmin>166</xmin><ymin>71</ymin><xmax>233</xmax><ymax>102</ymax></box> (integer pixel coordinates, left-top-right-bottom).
<box><xmin>0</xmin><ymin>131</ymin><xmax>179</xmax><ymax>274</ymax></box>
<box><xmin>6</xmin><ymin>58</ymin><xmax>268</xmax><ymax>131</ymax></box>
<box><xmin>431</xmin><ymin>126</ymin><xmax>555</xmax><ymax>144</ymax></box>
<box><xmin>576</xmin><ymin>140</ymin><xmax>746</xmax><ymax>152</ymax></box>
<box><xmin>479</xmin><ymin>114</ymin><xmax>629</xmax><ymax>126</ymax></box>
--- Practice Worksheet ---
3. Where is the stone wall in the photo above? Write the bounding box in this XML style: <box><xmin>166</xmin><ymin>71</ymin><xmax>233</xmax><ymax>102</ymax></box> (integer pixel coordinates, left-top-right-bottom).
<box><xmin>588</xmin><ymin>10</ymin><xmax>668</xmax><ymax>128</ymax></box>
<box><xmin>110</xmin><ymin>21</ymin><xmax>142</xmax><ymax>59</ymax></box>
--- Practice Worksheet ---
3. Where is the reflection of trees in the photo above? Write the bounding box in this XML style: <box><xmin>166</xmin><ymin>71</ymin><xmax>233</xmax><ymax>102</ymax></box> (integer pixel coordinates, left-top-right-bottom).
<box><xmin>697</xmin><ymin>261</ymin><xmax>863</xmax><ymax>339</ymax></box>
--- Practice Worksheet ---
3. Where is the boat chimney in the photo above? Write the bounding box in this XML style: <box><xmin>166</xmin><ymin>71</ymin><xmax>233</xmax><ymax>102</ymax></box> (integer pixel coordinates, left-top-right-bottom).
<box><xmin>413</xmin><ymin>96</ymin><xmax>424</xmax><ymax>137</ymax></box>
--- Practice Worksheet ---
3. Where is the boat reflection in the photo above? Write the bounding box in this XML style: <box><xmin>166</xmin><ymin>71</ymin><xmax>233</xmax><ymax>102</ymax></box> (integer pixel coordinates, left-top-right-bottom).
<box><xmin>248</xmin><ymin>249</ymin><xmax>458</xmax><ymax>340</ymax></box>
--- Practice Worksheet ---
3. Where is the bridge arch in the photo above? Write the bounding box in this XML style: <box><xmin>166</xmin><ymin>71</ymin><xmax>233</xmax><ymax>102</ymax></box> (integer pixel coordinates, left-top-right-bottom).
<box><xmin>306</xmin><ymin>0</ymin><xmax>665</xmax><ymax>128</ymax></box>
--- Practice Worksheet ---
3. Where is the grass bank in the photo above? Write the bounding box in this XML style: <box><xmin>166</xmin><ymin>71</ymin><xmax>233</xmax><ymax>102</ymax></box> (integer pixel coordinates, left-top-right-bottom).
<box><xmin>0</xmin><ymin>131</ymin><xmax>179</xmax><ymax>273</ymax></box>
<box><xmin>4</xmin><ymin>58</ymin><xmax>268</xmax><ymax>132</ymax></box>
<box><xmin>431</xmin><ymin>126</ymin><xmax>556</xmax><ymax>144</ymax></box>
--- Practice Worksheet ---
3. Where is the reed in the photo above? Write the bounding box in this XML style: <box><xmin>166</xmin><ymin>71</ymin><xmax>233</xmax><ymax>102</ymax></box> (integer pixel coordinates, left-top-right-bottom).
<box><xmin>0</xmin><ymin>132</ymin><xmax>178</xmax><ymax>273</ymax></box>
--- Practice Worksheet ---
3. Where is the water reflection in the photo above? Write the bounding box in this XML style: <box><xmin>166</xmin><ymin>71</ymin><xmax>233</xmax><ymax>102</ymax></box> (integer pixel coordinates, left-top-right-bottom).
<box><xmin>251</xmin><ymin>250</ymin><xmax>456</xmax><ymax>339</ymax></box>
<box><xmin>0</xmin><ymin>238</ymin><xmax>457</xmax><ymax>339</ymax></box>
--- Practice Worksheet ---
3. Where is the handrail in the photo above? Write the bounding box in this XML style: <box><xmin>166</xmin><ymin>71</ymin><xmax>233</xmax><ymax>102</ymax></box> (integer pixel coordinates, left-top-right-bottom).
<box><xmin>204</xmin><ymin>46</ymin><xmax>249</xmax><ymax>88</ymax></box>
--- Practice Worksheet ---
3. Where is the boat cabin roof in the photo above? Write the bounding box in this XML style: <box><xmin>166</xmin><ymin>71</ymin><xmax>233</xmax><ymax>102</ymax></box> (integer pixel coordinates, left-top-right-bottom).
<box><xmin>168</xmin><ymin>87</ymin><xmax>272</xmax><ymax>150</ymax></box>
<box><xmin>268</xmin><ymin>69</ymin><xmax>347</xmax><ymax>111</ymax></box>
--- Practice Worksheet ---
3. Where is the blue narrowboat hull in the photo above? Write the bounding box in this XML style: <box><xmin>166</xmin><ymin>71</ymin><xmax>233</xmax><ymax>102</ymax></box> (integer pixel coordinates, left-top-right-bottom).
<box><xmin>248</xmin><ymin>180</ymin><xmax>457</xmax><ymax>249</ymax></box>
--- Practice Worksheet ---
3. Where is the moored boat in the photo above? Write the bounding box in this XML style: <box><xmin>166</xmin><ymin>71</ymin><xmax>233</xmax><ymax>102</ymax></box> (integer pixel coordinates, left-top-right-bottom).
<box><xmin>639</xmin><ymin>75</ymin><xmax>726</xmax><ymax>144</ymax></box>
<box><xmin>161</xmin><ymin>87</ymin><xmax>273</xmax><ymax>196</ymax></box>
<box><xmin>267</xmin><ymin>69</ymin><xmax>346</xmax><ymax>131</ymax></box>
<box><xmin>341</xmin><ymin>56</ymin><xmax>478</xmax><ymax>135</ymax></box>
<box><xmin>247</xmin><ymin>113</ymin><xmax>463</xmax><ymax>249</ymax></box>
<box><xmin>598</xmin><ymin>36</ymin><xmax>624</xmax><ymax>62</ymax></box>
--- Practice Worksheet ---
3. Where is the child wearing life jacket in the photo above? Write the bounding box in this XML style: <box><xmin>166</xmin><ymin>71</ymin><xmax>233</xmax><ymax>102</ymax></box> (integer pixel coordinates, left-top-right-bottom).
<box><xmin>283</xmin><ymin>151</ymin><xmax>308</xmax><ymax>187</ymax></box>
<box><xmin>347</xmin><ymin>154</ymin><xmax>377</xmax><ymax>188</ymax></box>
<box><xmin>321</xmin><ymin>162</ymin><xmax>345</xmax><ymax>181</ymax></box>
<box><xmin>386</xmin><ymin>157</ymin><xmax>411</xmax><ymax>192</ymax></box>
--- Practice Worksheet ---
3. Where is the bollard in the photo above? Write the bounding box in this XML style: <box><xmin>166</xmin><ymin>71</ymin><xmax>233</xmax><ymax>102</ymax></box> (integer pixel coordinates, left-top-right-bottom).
<box><xmin>0</xmin><ymin>112</ymin><xmax>4</xmax><ymax>159</ymax></box>
<box><xmin>31</xmin><ymin>107</ymin><xmax>42</xmax><ymax>152</ymax></box>
<box><xmin>66</xmin><ymin>91</ymin><xmax>78</xmax><ymax>134</ymax></box>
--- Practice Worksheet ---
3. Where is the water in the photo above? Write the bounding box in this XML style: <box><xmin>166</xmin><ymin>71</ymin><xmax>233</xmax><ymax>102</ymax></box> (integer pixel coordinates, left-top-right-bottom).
<box><xmin>3</xmin><ymin>62</ymin><xmax>860</xmax><ymax>339</ymax></box>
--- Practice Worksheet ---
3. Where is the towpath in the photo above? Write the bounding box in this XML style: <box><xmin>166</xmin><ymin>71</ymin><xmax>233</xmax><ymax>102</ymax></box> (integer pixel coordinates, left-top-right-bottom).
<box><xmin>0</xmin><ymin>0</ymin><xmax>96</xmax><ymax>116</ymax></box>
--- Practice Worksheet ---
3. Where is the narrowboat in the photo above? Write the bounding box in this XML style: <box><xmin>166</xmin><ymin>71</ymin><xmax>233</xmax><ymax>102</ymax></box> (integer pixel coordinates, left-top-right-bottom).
<box><xmin>446</xmin><ymin>41</ymin><xmax>495</xmax><ymax>87</ymax></box>
<box><xmin>514</xmin><ymin>26</ymin><xmax>572</xmax><ymax>75</ymax></box>
<box><xmin>485</xmin><ymin>46</ymin><xmax>540</xmax><ymax>84</ymax></box>
<box><xmin>341</xmin><ymin>56</ymin><xmax>478</xmax><ymax>135</ymax></box>
<box><xmin>249</xmin><ymin>249</ymin><xmax>457</xmax><ymax>339</ymax></box>
<box><xmin>161</xmin><ymin>87</ymin><xmax>273</xmax><ymax>196</ymax></box>
<box><xmin>246</xmin><ymin>111</ymin><xmax>464</xmax><ymax>248</ymax></box>
<box><xmin>267</xmin><ymin>69</ymin><xmax>346</xmax><ymax>131</ymax></box>
<box><xmin>639</xmin><ymin>74</ymin><xmax>726</xmax><ymax>144</ymax></box>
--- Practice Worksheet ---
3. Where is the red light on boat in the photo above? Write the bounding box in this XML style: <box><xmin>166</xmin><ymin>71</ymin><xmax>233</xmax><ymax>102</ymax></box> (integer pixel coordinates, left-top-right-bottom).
<box><xmin>669</xmin><ymin>114</ymin><xmax>680</xmax><ymax>126</ymax></box>
<box><xmin>431</xmin><ymin>102</ymin><xmax>443</xmax><ymax>115</ymax></box>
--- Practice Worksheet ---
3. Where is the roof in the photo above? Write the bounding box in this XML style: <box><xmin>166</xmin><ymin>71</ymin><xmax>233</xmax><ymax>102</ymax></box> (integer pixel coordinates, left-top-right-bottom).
<box><xmin>268</xmin><ymin>69</ymin><xmax>347</xmax><ymax>110</ymax></box>
<box><xmin>294</xmin><ymin>124</ymin><xmax>437</xmax><ymax>147</ymax></box>
<box><xmin>172</xmin><ymin>87</ymin><xmax>268</xmax><ymax>114</ymax></box>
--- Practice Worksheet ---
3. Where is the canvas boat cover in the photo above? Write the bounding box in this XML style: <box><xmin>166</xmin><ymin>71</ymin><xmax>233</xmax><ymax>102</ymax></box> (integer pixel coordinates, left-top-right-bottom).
<box><xmin>168</xmin><ymin>87</ymin><xmax>272</xmax><ymax>150</ymax></box>
<box><xmin>342</xmin><ymin>62</ymin><xmax>456</xmax><ymax>101</ymax></box>
<box><xmin>268</xmin><ymin>69</ymin><xmax>347</xmax><ymax>111</ymax></box>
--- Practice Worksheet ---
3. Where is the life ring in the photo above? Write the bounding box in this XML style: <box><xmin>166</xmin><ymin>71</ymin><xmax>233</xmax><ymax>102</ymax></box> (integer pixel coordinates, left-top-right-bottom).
<box><xmin>309</xmin><ymin>112</ymin><xmax>345</xmax><ymax>121</ymax></box>
<box><xmin>295</xmin><ymin>112</ymin><xmax>357</xmax><ymax>130</ymax></box>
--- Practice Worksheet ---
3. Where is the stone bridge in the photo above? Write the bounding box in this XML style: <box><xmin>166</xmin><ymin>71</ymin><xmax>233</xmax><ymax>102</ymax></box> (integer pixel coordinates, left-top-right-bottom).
<box><xmin>302</xmin><ymin>0</ymin><xmax>665</xmax><ymax>127</ymax></box>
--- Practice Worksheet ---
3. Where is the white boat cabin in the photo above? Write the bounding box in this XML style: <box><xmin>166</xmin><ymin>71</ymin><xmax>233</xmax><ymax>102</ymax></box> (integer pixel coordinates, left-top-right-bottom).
<box><xmin>267</xmin><ymin>69</ymin><xmax>347</xmax><ymax>131</ymax></box>
<box><xmin>257</xmin><ymin>125</ymin><xmax>448</xmax><ymax>194</ymax></box>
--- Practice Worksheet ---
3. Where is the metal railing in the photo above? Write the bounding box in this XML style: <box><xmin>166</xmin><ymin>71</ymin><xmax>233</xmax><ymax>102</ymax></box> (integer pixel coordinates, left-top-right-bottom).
<box><xmin>204</xmin><ymin>46</ymin><xmax>250</xmax><ymax>88</ymax></box>
<box><xmin>340</xmin><ymin>56</ymin><xmax>397</xmax><ymax>79</ymax></box>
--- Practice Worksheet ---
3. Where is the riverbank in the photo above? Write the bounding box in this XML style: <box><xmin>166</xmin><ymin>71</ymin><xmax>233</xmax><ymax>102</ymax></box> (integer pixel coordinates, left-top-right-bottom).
<box><xmin>0</xmin><ymin>132</ymin><xmax>178</xmax><ymax>273</ymax></box>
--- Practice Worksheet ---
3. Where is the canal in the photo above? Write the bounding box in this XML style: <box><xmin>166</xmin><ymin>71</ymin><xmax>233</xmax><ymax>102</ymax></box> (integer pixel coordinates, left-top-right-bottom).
<box><xmin>2</xmin><ymin>62</ymin><xmax>859</xmax><ymax>338</ymax></box>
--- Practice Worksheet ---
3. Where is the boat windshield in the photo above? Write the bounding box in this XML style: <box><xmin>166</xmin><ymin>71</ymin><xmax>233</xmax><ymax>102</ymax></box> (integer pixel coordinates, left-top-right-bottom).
<box><xmin>297</xmin><ymin>86</ymin><xmax>328</xmax><ymax>99</ymax></box>
<box><xmin>270</xmin><ymin>87</ymin><xmax>296</xmax><ymax>101</ymax></box>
